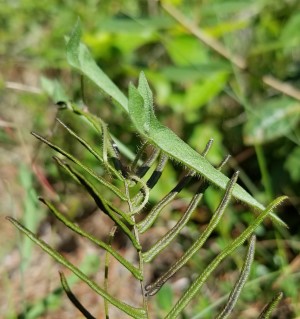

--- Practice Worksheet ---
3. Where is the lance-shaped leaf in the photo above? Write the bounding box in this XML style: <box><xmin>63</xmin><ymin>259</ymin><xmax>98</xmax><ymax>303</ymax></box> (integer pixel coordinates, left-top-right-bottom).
<box><xmin>59</xmin><ymin>272</ymin><xmax>96</xmax><ymax>319</ymax></box>
<box><xmin>66</xmin><ymin>23</ymin><xmax>286</xmax><ymax>227</ymax></box>
<box><xmin>216</xmin><ymin>235</ymin><xmax>256</xmax><ymax>319</ymax></box>
<box><xmin>66</xmin><ymin>20</ymin><xmax>128</xmax><ymax>112</ymax></box>
<box><xmin>6</xmin><ymin>217</ymin><xmax>147</xmax><ymax>319</ymax></box>
<box><xmin>31</xmin><ymin>132</ymin><xmax>127</xmax><ymax>201</ymax></box>
<box><xmin>128</xmin><ymin>74</ymin><xmax>286</xmax><ymax>228</ymax></box>
<box><xmin>39</xmin><ymin>197</ymin><xmax>142</xmax><ymax>280</ymax></box>
<box><xmin>145</xmin><ymin>171</ymin><xmax>239</xmax><ymax>296</ymax></box>
<box><xmin>164</xmin><ymin>196</ymin><xmax>287</xmax><ymax>318</ymax></box>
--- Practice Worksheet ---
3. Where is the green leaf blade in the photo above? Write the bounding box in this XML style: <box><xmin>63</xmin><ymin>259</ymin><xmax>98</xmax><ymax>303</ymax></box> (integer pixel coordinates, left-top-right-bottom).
<box><xmin>244</xmin><ymin>97</ymin><xmax>300</xmax><ymax>145</ymax></box>
<box><xmin>66</xmin><ymin>20</ymin><xmax>128</xmax><ymax>112</ymax></box>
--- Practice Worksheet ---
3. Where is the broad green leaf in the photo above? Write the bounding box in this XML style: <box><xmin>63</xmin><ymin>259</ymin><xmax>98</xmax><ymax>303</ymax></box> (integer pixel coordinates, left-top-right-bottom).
<box><xmin>284</xmin><ymin>147</ymin><xmax>300</xmax><ymax>182</ymax></box>
<box><xmin>66</xmin><ymin>19</ymin><xmax>128</xmax><ymax>112</ymax></box>
<box><xmin>164</xmin><ymin>35</ymin><xmax>209</xmax><ymax>66</ymax></box>
<box><xmin>280</xmin><ymin>12</ymin><xmax>300</xmax><ymax>52</ymax></box>
<box><xmin>128</xmin><ymin>77</ymin><xmax>286</xmax><ymax>227</ymax></box>
<box><xmin>184</xmin><ymin>71</ymin><xmax>229</xmax><ymax>111</ymax></box>
<box><xmin>244</xmin><ymin>97</ymin><xmax>300</xmax><ymax>145</ymax></box>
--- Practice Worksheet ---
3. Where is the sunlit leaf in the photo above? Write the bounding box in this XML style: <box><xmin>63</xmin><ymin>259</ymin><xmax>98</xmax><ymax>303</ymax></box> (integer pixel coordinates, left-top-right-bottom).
<box><xmin>66</xmin><ymin>19</ymin><xmax>128</xmax><ymax>112</ymax></box>
<box><xmin>243</xmin><ymin>97</ymin><xmax>300</xmax><ymax>145</ymax></box>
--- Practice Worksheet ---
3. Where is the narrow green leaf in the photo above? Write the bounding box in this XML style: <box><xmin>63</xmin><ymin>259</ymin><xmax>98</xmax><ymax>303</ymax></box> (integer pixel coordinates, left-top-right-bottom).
<box><xmin>216</xmin><ymin>235</ymin><xmax>256</xmax><ymax>319</ymax></box>
<box><xmin>258</xmin><ymin>292</ymin><xmax>283</xmax><ymax>319</ymax></box>
<box><xmin>6</xmin><ymin>217</ymin><xmax>147</xmax><ymax>319</ymax></box>
<box><xmin>31</xmin><ymin>131</ymin><xmax>127</xmax><ymax>201</ymax></box>
<box><xmin>39</xmin><ymin>198</ymin><xmax>142</xmax><ymax>280</ymax></box>
<box><xmin>59</xmin><ymin>272</ymin><xmax>96</xmax><ymax>319</ymax></box>
<box><xmin>165</xmin><ymin>196</ymin><xmax>287</xmax><ymax>318</ymax></box>
<box><xmin>146</xmin><ymin>171</ymin><xmax>239</xmax><ymax>296</ymax></box>
<box><xmin>53</xmin><ymin>156</ymin><xmax>132</xmax><ymax>225</ymax></box>
<box><xmin>66</xmin><ymin>19</ymin><xmax>128</xmax><ymax>112</ymax></box>
<box><xmin>53</xmin><ymin>158</ymin><xmax>141</xmax><ymax>250</ymax></box>
<box><xmin>142</xmin><ymin>192</ymin><xmax>203</xmax><ymax>263</ymax></box>
<box><xmin>57</xmin><ymin>118</ymin><xmax>124</xmax><ymax>181</ymax></box>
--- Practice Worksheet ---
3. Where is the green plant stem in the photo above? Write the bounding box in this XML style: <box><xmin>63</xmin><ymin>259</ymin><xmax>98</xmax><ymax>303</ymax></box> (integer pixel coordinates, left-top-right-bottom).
<box><xmin>255</xmin><ymin>144</ymin><xmax>274</xmax><ymax>201</ymax></box>
<box><xmin>125</xmin><ymin>180</ymin><xmax>149</xmax><ymax>319</ymax></box>
<box><xmin>104</xmin><ymin>226</ymin><xmax>117</xmax><ymax>319</ymax></box>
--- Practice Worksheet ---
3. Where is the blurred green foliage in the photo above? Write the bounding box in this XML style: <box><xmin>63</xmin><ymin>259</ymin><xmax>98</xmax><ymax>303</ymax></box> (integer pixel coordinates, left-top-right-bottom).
<box><xmin>1</xmin><ymin>0</ymin><xmax>300</xmax><ymax>318</ymax></box>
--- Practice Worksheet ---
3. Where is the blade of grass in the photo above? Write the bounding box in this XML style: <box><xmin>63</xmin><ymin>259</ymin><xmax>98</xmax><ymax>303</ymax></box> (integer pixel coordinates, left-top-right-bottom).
<box><xmin>104</xmin><ymin>226</ymin><xmax>117</xmax><ymax>319</ymax></box>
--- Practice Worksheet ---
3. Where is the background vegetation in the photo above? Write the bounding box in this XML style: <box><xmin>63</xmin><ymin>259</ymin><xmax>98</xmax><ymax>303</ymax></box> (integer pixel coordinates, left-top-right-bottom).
<box><xmin>1</xmin><ymin>0</ymin><xmax>300</xmax><ymax>318</ymax></box>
